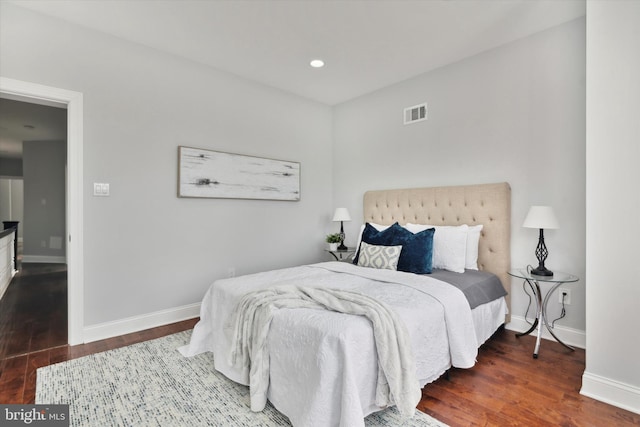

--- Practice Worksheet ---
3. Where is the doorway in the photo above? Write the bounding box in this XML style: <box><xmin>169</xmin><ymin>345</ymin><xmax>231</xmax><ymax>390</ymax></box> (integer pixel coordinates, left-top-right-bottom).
<box><xmin>0</xmin><ymin>98</ymin><xmax>68</xmax><ymax>355</ymax></box>
<box><xmin>0</xmin><ymin>76</ymin><xmax>84</xmax><ymax>345</ymax></box>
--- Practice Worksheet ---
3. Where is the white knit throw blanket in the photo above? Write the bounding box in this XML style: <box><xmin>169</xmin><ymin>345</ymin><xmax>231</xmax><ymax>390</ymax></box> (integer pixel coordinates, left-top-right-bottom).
<box><xmin>228</xmin><ymin>285</ymin><xmax>421</xmax><ymax>418</ymax></box>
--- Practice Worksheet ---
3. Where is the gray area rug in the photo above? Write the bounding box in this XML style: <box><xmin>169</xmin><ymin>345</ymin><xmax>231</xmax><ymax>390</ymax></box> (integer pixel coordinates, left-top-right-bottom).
<box><xmin>37</xmin><ymin>331</ymin><xmax>447</xmax><ymax>426</ymax></box>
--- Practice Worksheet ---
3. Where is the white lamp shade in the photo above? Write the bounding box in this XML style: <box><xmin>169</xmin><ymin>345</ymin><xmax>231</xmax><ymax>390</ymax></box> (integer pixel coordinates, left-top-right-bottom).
<box><xmin>332</xmin><ymin>208</ymin><xmax>351</xmax><ymax>222</ymax></box>
<box><xmin>522</xmin><ymin>206</ymin><xmax>559</xmax><ymax>229</ymax></box>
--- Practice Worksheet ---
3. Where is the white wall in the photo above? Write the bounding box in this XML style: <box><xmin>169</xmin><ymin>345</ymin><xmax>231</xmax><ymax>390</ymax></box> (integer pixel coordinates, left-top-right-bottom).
<box><xmin>0</xmin><ymin>179</ymin><xmax>10</xmax><ymax>224</ymax></box>
<box><xmin>582</xmin><ymin>0</ymin><xmax>640</xmax><ymax>414</ymax></box>
<box><xmin>0</xmin><ymin>178</ymin><xmax>24</xmax><ymax>238</ymax></box>
<box><xmin>0</xmin><ymin>4</ymin><xmax>333</xmax><ymax>326</ymax></box>
<box><xmin>333</xmin><ymin>19</ymin><xmax>586</xmax><ymax>336</ymax></box>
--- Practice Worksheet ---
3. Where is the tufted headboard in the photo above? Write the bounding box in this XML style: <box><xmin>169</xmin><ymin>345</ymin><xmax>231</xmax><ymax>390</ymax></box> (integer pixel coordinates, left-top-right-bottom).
<box><xmin>363</xmin><ymin>182</ymin><xmax>511</xmax><ymax>320</ymax></box>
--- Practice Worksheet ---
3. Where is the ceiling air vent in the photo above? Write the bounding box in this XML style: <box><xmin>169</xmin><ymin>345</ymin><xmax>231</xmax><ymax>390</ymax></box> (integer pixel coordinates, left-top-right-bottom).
<box><xmin>404</xmin><ymin>103</ymin><xmax>427</xmax><ymax>125</ymax></box>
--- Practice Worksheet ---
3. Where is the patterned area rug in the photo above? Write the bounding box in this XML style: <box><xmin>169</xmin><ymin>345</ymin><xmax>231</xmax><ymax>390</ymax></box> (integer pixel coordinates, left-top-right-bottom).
<box><xmin>37</xmin><ymin>331</ymin><xmax>447</xmax><ymax>426</ymax></box>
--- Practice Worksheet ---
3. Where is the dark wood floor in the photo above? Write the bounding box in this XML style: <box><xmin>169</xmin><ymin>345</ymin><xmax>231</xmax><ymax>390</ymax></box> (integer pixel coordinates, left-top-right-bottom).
<box><xmin>0</xmin><ymin>262</ymin><xmax>68</xmax><ymax>359</ymax></box>
<box><xmin>420</xmin><ymin>329</ymin><xmax>640</xmax><ymax>426</ymax></box>
<box><xmin>1</xmin><ymin>265</ymin><xmax>639</xmax><ymax>426</ymax></box>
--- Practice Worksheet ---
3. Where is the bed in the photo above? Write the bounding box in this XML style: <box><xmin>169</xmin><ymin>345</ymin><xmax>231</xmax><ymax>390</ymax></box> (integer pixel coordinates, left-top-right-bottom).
<box><xmin>181</xmin><ymin>182</ymin><xmax>511</xmax><ymax>426</ymax></box>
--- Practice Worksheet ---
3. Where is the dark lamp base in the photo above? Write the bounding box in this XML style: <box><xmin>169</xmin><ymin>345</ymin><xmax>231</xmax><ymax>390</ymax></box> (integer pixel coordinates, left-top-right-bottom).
<box><xmin>337</xmin><ymin>243</ymin><xmax>348</xmax><ymax>251</ymax></box>
<box><xmin>531</xmin><ymin>267</ymin><xmax>554</xmax><ymax>277</ymax></box>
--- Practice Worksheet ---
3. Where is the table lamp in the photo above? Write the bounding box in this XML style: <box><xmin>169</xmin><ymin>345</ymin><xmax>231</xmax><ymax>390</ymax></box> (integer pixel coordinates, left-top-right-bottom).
<box><xmin>332</xmin><ymin>208</ymin><xmax>351</xmax><ymax>250</ymax></box>
<box><xmin>523</xmin><ymin>205</ymin><xmax>559</xmax><ymax>276</ymax></box>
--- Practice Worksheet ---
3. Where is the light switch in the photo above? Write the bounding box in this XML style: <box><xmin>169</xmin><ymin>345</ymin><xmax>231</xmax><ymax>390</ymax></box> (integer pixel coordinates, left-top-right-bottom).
<box><xmin>93</xmin><ymin>183</ymin><xmax>110</xmax><ymax>197</ymax></box>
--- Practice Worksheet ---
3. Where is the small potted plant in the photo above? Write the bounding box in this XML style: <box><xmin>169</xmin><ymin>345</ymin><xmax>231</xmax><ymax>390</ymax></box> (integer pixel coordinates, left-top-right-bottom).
<box><xmin>326</xmin><ymin>233</ymin><xmax>341</xmax><ymax>251</ymax></box>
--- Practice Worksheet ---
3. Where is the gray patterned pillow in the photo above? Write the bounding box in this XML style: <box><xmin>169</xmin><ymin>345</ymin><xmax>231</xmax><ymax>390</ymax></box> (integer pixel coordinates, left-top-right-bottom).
<box><xmin>356</xmin><ymin>242</ymin><xmax>402</xmax><ymax>270</ymax></box>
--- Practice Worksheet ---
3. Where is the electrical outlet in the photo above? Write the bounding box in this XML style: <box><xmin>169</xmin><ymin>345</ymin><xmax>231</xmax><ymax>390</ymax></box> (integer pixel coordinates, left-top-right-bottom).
<box><xmin>558</xmin><ymin>288</ymin><xmax>571</xmax><ymax>305</ymax></box>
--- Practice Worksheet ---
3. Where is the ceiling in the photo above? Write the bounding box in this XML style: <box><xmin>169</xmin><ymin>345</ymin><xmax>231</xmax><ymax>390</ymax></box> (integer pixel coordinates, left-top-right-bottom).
<box><xmin>1</xmin><ymin>0</ymin><xmax>585</xmax><ymax>159</ymax></box>
<box><xmin>8</xmin><ymin>0</ymin><xmax>585</xmax><ymax>106</ymax></box>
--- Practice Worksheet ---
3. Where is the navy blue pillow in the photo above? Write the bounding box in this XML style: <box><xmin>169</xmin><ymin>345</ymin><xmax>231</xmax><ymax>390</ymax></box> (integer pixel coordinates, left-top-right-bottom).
<box><xmin>353</xmin><ymin>223</ymin><xmax>397</xmax><ymax>264</ymax></box>
<box><xmin>354</xmin><ymin>222</ymin><xmax>435</xmax><ymax>274</ymax></box>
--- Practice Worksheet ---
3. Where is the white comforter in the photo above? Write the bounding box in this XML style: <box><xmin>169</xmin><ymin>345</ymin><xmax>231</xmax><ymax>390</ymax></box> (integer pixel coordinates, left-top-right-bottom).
<box><xmin>180</xmin><ymin>262</ymin><xmax>479</xmax><ymax>427</ymax></box>
<box><xmin>229</xmin><ymin>285</ymin><xmax>421</xmax><ymax>417</ymax></box>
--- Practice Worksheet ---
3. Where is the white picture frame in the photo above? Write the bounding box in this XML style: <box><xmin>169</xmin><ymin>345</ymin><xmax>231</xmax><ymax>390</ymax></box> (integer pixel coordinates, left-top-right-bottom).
<box><xmin>178</xmin><ymin>146</ymin><xmax>300</xmax><ymax>201</ymax></box>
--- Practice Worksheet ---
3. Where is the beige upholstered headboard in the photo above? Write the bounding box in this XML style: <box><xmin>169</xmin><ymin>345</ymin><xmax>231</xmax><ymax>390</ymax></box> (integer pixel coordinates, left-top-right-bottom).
<box><xmin>363</xmin><ymin>182</ymin><xmax>511</xmax><ymax>320</ymax></box>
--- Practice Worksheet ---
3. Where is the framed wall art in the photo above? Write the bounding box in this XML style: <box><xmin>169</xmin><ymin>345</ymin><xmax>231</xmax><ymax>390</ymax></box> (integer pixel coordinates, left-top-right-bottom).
<box><xmin>178</xmin><ymin>146</ymin><xmax>300</xmax><ymax>201</ymax></box>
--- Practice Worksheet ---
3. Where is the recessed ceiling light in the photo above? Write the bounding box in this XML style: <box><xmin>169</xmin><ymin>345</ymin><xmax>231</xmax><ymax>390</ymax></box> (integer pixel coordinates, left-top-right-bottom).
<box><xmin>310</xmin><ymin>59</ymin><xmax>325</xmax><ymax>68</ymax></box>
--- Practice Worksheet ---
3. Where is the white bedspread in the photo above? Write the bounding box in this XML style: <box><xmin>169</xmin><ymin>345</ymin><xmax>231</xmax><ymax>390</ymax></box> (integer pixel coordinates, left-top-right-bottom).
<box><xmin>228</xmin><ymin>285</ymin><xmax>421</xmax><ymax>417</ymax></box>
<box><xmin>180</xmin><ymin>262</ymin><xmax>479</xmax><ymax>427</ymax></box>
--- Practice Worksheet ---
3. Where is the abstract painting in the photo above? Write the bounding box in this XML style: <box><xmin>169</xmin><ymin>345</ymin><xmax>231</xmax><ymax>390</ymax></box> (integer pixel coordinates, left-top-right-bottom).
<box><xmin>178</xmin><ymin>146</ymin><xmax>300</xmax><ymax>201</ymax></box>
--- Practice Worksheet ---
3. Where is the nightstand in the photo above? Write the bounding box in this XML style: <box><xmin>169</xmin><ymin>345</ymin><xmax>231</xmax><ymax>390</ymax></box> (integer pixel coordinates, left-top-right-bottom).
<box><xmin>325</xmin><ymin>248</ymin><xmax>355</xmax><ymax>262</ymax></box>
<box><xmin>508</xmin><ymin>268</ymin><xmax>579</xmax><ymax>358</ymax></box>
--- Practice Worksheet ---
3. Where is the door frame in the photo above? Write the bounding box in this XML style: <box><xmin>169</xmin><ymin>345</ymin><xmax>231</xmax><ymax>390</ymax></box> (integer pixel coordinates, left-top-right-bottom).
<box><xmin>0</xmin><ymin>76</ymin><xmax>84</xmax><ymax>345</ymax></box>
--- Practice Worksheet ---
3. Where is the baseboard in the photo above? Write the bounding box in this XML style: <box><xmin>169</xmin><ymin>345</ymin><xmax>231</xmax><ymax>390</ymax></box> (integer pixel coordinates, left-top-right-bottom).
<box><xmin>22</xmin><ymin>255</ymin><xmax>67</xmax><ymax>264</ymax></box>
<box><xmin>0</xmin><ymin>281</ymin><xmax>8</xmax><ymax>301</ymax></box>
<box><xmin>505</xmin><ymin>315</ymin><xmax>586</xmax><ymax>349</ymax></box>
<box><xmin>83</xmin><ymin>303</ymin><xmax>201</xmax><ymax>343</ymax></box>
<box><xmin>581</xmin><ymin>371</ymin><xmax>640</xmax><ymax>415</ymax></box>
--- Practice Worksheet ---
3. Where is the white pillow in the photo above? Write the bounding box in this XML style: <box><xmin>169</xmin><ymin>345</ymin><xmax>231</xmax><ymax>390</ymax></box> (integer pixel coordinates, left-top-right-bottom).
<box><xmin>465</xmin><ymin>224</ymin><xmax>483</xmax><ymax>270</ymax></box>
<box><xmin>354</xmin><ymin>222</ymin><xmax>391</xmax><ymax>253</ymax></box>
<box><xmin>405</xmin><ymin>223</ymin><xmax>469</xmax><ymax>273</ymax></box>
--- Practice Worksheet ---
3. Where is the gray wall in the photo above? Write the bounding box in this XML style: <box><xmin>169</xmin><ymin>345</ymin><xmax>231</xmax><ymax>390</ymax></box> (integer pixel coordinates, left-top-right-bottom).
<box><xmin>333</xmin><ymin>18</ymin><xmax>586</xmax><ymax>333</ymax></box>
<box><xmin>0</xmin><ymin>3</ymin><xmax>334</xmax><ymax>325</ymax></box>
<box><xmin>22</xmin><ymin>140</ymin><xmax>66</xmax><ymax>260</ymax></box>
